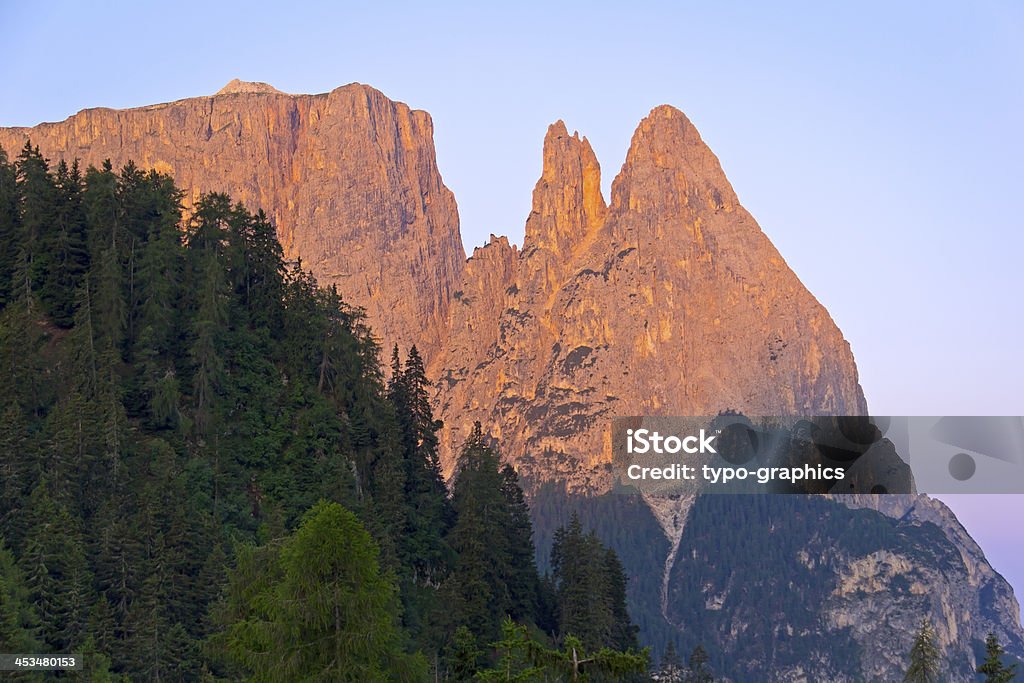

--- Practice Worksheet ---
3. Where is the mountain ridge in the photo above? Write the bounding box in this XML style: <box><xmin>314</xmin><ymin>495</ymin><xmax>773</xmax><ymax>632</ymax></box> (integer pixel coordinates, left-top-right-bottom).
<box><xmin>0</xmin><ymin>81</ymin><xmax>464</xmax><ymax>365</ymax></box>
<box><xmin>433</xmin><ymin>102</ymin><xmax>866</xmax><ymax>486</ymax></box>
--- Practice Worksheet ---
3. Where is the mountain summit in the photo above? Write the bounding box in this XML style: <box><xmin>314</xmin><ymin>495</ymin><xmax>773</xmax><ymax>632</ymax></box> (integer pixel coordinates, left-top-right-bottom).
<box><xmin>434</xmin><ymin>105</ymin><xmax>865</xmax><ymax>486</ymax></box>
<box><xmin>215</xmin><ymin>78</ymin><xmax>284</xmax><ymax>95</ymax></box>
<box><xmin>0</xmin><ymin>82</ymin><xmax>464</xmax><ymax>364</ymax></box>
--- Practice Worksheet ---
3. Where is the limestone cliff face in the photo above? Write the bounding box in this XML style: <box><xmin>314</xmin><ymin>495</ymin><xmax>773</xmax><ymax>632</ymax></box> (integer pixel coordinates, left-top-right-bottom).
<box><xmin>0</xmin><ymin>81</ymin><xmax>464</xmax><ymax>364</ymax></box>
<box><xmin>434</xmin><ymin>107</ymin><xmax>866</xmax><ymax>486</ymax></box>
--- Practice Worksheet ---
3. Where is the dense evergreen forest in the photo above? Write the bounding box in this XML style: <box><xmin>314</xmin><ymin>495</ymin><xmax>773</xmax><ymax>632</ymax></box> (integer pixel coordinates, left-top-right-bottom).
<box><xmin>0</xmin><ymin>143</ymin><xmax>648</xmax><ymax>681</ymax></box>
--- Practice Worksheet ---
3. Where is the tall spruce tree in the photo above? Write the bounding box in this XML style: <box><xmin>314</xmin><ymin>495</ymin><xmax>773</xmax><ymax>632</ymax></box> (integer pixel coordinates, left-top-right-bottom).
<box><xmin>686</xmin><ymin>644</ymin><xmax>714</xmax><ymax>683</ymax></box>
<box><xmin>652</xmin><ymin>641</ymin><xmax>684</xmax><ymax>683</ymax></box>
<box><xmin>387</xmin><ymin>345</ymin><xmax>452</xmax><ymax>584</ymax></box>
<box><xmin>977</xmin><ymin>632</ymin><xmax>1018</xmax><ymax>682</ymax></box>
<box><xmin>0</xmin><ymin>538</ymin><xmax>39</xmax><ymax>654</ymax></box>
<box><xmin>19</xmin><ymin>481</ymin><xmax>93</xmax><ymax>651</ymax></box>
<box><xmin>904</xmin><ymin>618</ymin><xmax>941</xmax><ymax>683</ymax></box>
<box><xmin>13</xmin><ymin>142</ymin><xmax>56</xmax><ymax>312</ymax></box>
<box><xmin>0</xmin><ymin>147</ymin><xmax>18</xmax><ymax>308</ymax></box>
<box><xmin>443</xmin><ymin>423</ymin><xmax>541</xmax><ymax>660</ymax></box>
<box><xmin>446</xmin><ymin>423</ymin><xmax>512</xmax><ymax>645</ymax></box>
<box><xmin>550</xmin><ymin>512</ymin><xmax>637</xmax><ymax>653</ymax></box>
<box><xmin>40</xmin><ymin>160</ymin><xmax>89</xmax><ymax>326</ymax></box>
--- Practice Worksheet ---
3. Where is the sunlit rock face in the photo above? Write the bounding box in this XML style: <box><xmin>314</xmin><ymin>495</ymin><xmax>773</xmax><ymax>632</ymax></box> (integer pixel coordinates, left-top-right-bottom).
<box><xmin>433</xmin><ymin>107</ymin><xmax>866</xmax><ymax>488</ymax></box>
<box><xmin>0</xmin><ymin>81</ymin><xmax>464</xmax><ymax>366</ymax></box>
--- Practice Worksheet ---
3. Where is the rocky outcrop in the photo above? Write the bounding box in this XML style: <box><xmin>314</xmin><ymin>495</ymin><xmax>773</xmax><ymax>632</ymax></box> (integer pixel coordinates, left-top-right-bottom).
<box><xmin>0</xmin><ymin>81</ymin><xmax>464</xmax><ymax>364</ymax></box>
<box><xmin>434</xmin><ymin>107</ymin><xmax>866</xmax><ymax>487</ymax></box>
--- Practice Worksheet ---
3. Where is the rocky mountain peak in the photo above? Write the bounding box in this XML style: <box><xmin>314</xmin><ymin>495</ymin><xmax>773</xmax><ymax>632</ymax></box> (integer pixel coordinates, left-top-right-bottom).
<box><xmin>611</xmin><ymin>104</ymin><xmax>738</xmax><ymax>228</ymax></box>
<box><xmin>433</xmin><ymin>109</ymin><xmax>866</xmax><ymax>487</ymax></box>
<box><xmin>215</xmin><ymin>78</ymin><xmax>284</xmax><ymax>96</ymax></box>
<box><xmin>523</xmin><ymin>120</ymin><xmax>606</xmax><ymax>269</ymax></box>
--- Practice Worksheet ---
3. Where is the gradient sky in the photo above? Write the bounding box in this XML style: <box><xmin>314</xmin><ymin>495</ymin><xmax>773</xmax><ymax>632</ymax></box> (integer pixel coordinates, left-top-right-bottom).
<box><xmin>1</xmin><ymin>1</ymin><xmax>1022</xmax><ymax>600</ymax></box>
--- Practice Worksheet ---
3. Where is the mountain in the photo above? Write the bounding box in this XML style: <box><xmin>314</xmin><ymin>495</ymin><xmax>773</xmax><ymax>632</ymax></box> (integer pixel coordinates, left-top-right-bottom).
<box><xmin>2</xmin><ymin>82</ymin><xmax>1020</xmax><ymax>681</ymax></box>
<box><xmin>0</xmin><ymin>81</ymin><xmax>464</xmax><ymax>364</ymax></box>
<box><xmin>529</xmin><ymin>488</ymin><xmax>1024</xmax><ymax>682</ymax></box>
<box><xmin>433</xmin><ymin>109</ymin><xmax>866</xmax><ymax>487</ymax></box>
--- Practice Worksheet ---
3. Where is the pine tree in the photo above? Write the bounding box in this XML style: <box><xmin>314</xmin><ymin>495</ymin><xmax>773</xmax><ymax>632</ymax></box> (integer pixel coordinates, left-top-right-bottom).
<box><xmin>651</xmin><ymin>641</ymin><xmax>684</xmax><ymax>682</ymax></box>
<box><xmin>500</xmin><ymin>464</ymin><xmax>539</xmax><ymax>622</ymax></box>
<box><xmin>977</xmin><ymin>632</ymin><xmax>1018</xmax><ymax>682</ymax></box>
<box><xmin>185</xmin><ymin>193</ymin><xmax>235</xmax><ymax>441</ymax></box>
<box><xmin>0</xmin><ymin>401</ymin><xmax>37</xmax><ymax>547</ymax></box>
<box><xmin>225</xmin><ymin>204</ymin><xmax>283</xmax><ymax>328</ymax></box>
<box><xmin>188</xmin><ymin>252</ymin><xmax>227</xmax><ymax>437</ymax></box>
<box><xmin>446</xmin><ymin>423</ymin><xmax>534</xmax><ymax>648</ymax></box>
<box><xmin>388</xmin><ymin>345</ymin><xmax>452</xmax><ymax>584</ymax></box>
<box><xmin>904</xmin><ymin>618</ymin><xmax>941</xmax><ymax>683</ymax></box>
<box><xmin>13</xmin><ymin>142</ymin><xmax>57</xmax><ymax>312</ymax></box>
<box><xmin>131</xmin><ymin>171</ymin><xmax>184</xmax><ymax>429</ymax></box>
<box><xmin>0</xmin><ymin>537</ymin><xmax>39</xmax><ymax>653</ymax></box>
<box><xmin>605</xmin><ymin>546</ymin><xmax>639</xmax><ymax>652</ymax></box>
<box><xmin>445</xmin><ymin>423</ymin><xmax>509</xmax><ymax>644</ymax></box>
<box><xmin>686</xmin><ymin>644</ymin><xmax>713</xmax><ymax>683</ymax></box>
<box><xmin>474</xmin><ymin>619</ymin><xmax>544</xmax><ymax>683</ymax></box>
<box><xmin>551</xmin><ymin>513</ymin><xmax>626</xmax><ymax>651</ymax></box>
<box><xmin>40</xmin><ymin>160</ymin><xmax>89</xmax><ymax>326</ymax></box>
<box><xmin>0</xmin><ymin>147</ymin><xmax>21</xmax><ymax>309</ymax></box>
<box><xmin>19</xmin><ymin>481</ymin><xmax>93</xmax><ymax>651</ymax></box>
<box><xmin>446</xmin><ymin>625</ymin><xmax>484</xmax><ymax>682</ymax></box>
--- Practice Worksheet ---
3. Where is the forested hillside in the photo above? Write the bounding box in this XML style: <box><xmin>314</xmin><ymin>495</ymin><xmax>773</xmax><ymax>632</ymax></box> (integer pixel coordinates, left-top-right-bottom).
<box><xmin>0</xmin><ymin>144</ymin><xmax>646</xmax><ymax>681</ymax></box>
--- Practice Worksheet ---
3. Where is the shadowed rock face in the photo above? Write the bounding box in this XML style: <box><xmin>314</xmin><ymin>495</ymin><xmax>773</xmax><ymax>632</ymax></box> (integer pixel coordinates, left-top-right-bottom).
<box><xmin>0</xmin><ymin>81</ymin><xmax>464</xmax><ymax>365</ymax></box>
<box><xmin>434</xmin><ymin>106</ymin><xmax>866</xmax><ymax>488</ymax></box>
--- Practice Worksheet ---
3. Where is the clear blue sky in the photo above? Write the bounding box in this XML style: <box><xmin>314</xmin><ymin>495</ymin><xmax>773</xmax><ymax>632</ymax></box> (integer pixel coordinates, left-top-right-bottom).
<box><xmin>2</xmin><ymin>1</ymin><xmax>1022</xmax><ymax>598</ymax></box>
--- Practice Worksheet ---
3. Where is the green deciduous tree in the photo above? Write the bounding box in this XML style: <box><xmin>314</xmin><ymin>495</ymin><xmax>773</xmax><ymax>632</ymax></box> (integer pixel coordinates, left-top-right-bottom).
<box><xmin>213</xmin><ymin>501</ymin><xmax>427</xmax><ymax>682</ymax></box>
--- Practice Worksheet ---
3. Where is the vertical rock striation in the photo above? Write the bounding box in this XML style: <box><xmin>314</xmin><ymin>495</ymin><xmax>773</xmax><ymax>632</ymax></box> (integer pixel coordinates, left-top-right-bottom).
<box><xmin>0</xmin><ymin>81</ymin><xmax>464</xmax><ymax>364</ymax></box>
<box><xmin>433</xmin><ymin>106</ymin><xmax>866</xmax><ymax>486</ymax></box>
